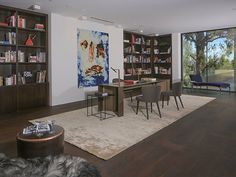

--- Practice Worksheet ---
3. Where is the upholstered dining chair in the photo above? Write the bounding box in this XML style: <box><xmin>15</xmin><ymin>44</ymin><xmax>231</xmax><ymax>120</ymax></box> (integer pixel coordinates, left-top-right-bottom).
<box><xmin>161</xmin><ymin>81</ymin><xmax>184</xmax><ymax>110</ymax></box>
<box><xmin>112</xmin><ymin>78</ymin><xmax>133</xmax><ymax>102</ymax></box>
<box><xmin>136</xmin><ymin>85</ymin><xmax>161</xmax><ymax>119</ymax></box>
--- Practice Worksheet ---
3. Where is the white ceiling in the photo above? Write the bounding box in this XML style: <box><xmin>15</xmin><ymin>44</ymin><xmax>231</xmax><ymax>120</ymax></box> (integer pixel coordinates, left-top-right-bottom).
<box><xmin>1</xmin><ymin>0</ymin><xmax>236</xmax><ymax>35</ymax></box>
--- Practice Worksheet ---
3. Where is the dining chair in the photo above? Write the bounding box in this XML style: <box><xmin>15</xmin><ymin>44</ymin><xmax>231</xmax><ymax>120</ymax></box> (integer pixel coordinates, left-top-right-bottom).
<box><xmin>136</xmin><ymin>85</ymin><xmax>161</xmax><ymax>119</ymax></box>
<box><xmin>161</xmin><ymin>81</ymin><xmax>184</xmax><ymax>110</ymax></box>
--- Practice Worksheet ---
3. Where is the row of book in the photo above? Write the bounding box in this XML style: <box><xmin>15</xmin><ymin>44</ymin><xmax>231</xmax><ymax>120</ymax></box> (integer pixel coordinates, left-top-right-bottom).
<box><xmin>154</xmin><ymin>67</ymin><xmax>171</xmax><ymax>74</ymax></box>
<box><xmin>0</xmin><ymin>50</ymin><xmax>16</xmax><ymax>62</ymax></box>
<box><xmin>7</xmin><ymin>14</ymin><xmax>26</xmax><ymax>28</ymax></box>
<box><xmin>124</xmin><ymin>55</ymin><xmax>151</xmax><ymax>63</ymax></box>
<box><xmin>156</xmin><ymin>48</ymin><xmax>172</xmax><ymax>54</ymax></box>
<box><xmin>18</xmin><ymin>70</ymin><xmax>47</xmax><ymax>84</ymax></box>
<box><xmin>26</xmin><ymin>52</ymin><xmax>46</xmax><ymax>63</ymax></box>
<box><xmin>0</xmin><ymin>74</ymin><xmax>17</xmax><ymax>86</ymax></box>
<box><xmin>0</xmin><ymin>70</ymin><xmax>46</xmax><ymax>86</ymax></box>
<box><xmin>0</xmin><ymin>51</ymin><xmax>46</xmax><ymax>63</ymax></box>
<box><xmin>124</xmin><ymin>68</ymin><xmax>152</xmax><ymax>76</ymax></box>
<box><xmin>0</xmin><ymin>32</ymin><xmax>16</xmax><ymax>45</ymax></box>
<box><xmin>4</xmin><ymin>14</ymin><xmax>45</xmax><ymax>30</ymax></box>
<box><xmin>154</xmin><ymin>57</ymin><xmax>171</xmax><ymax>63</ymax></box>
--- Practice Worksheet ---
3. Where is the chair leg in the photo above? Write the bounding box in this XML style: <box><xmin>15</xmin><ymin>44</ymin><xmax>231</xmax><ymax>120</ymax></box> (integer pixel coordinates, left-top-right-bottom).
<box><xmin>178</xmin><ymin>96</ymin><xmax>184</xmax><ymax>108</ymax></box>
<box><xmin>130</xmin><ymin>93</ymin><xmax>133</xmax><ymax>102</ymax></box>
<box><xmin>146</xmin><ymin>102</ymin><xmax>149</xmax><ymax>119</ymax></box>
<box><xmin>174</xmin><ymin>96</ymin><xmax>179</xmax><ymax>110</ymax></box>
<box><xmin>156</xmin><ymin>102</ymin><xmax>161</xmax><ymax>118</ymax></box>
<box><xmin>151</xmin><ymin>102</ymin><xmax>153</xmax><ymax>112</ymax></box>
<box><xmin>136</xmin><ymin>100</ymin><xmax>139</xmax><ymax>114</ymax></box>
<box><xmin>167</xmin><ymin>95</ymin><xmax>169</xmax><ymax>105</ymax></box>
<box><xmin>162</xmin><ymin>94</ymin><xmax>164</xmax><ymax>108</ymax></box>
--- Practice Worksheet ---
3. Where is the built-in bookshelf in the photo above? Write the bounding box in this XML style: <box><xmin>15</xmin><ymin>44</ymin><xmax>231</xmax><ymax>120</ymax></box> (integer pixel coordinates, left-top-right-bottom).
<box><xmin>152</xmin><ymin>34</ymin><xmax>172</xmax><ymax>82</ymax></box>
<box><xmin>123</xmin><ymin>31</ymin><xmax>172</xmax><ymax>84</ymax></box>
<box><xmin>0</xmin><ymin>5</ymin><xmax>48</xmax><ymax>113</ymax></box>
<box><xmin>123</xmin><ymin>31</ymin><xmax>152</xmax><ymax>80</ymax></box>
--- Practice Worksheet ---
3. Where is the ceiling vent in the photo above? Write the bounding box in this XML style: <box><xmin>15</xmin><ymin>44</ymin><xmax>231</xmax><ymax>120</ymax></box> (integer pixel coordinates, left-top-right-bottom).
<box><xmin>90</xmin><ymin>17</ymin><xmax>114</xmax><ymax>24</ymax></box>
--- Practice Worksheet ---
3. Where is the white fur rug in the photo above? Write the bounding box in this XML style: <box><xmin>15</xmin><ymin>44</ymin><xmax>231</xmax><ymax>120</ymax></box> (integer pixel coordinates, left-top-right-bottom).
<box><xmin>31</xmin><ymin>95</ymin><xmax>215</xmax><ymax>160</ymax></box>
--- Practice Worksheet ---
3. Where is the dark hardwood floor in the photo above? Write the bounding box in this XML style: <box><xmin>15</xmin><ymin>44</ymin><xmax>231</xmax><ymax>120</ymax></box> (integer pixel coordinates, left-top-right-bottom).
<box><xmin>0</xmin><ymin>90</ymin><xmax>236</xmax><ymax>177</ymax></box>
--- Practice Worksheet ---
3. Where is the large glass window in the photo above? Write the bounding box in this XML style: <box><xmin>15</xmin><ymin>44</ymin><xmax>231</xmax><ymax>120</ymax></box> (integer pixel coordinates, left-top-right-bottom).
<box><xmin>182</xmin><ymin>28</ymin><xmax>236</xmax><ymax>91</ymax></box>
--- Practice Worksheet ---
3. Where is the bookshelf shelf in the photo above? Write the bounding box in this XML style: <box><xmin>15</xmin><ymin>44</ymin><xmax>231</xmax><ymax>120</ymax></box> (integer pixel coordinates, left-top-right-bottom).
<box><xmin>0</xmin><ymin>25</ymin><xmax>16</xmax><ymax>30</ymax></box>
<box><xmin>0</xmin><ymin>44</ymin><xmax>16</xmax><ymax>47</ymax></box>
<box><xmin>18</xmin><ymin>62</ymin><xmax>47</xmax><ymax>65</ymax></box>
<box><xmin>18</xmin><ymin>27</ymin><xmax>46</xmax><ymax>33</ymax></box>
<box><xmin>18</xmin><ymin>45</ymin><xmax>46</xmax><ymax>49</ymax></box>
<box><xmin>0</xmin><ymin>5</ymin><xmax>48</xmax><ymax>113</ymax></box>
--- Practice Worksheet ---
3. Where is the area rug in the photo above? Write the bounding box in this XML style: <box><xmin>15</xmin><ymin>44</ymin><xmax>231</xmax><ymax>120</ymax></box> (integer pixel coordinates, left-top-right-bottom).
<box><xmin>30</xmin><ymin>95</ymin><xmax>215</xmax><ymax>160</ymax></box>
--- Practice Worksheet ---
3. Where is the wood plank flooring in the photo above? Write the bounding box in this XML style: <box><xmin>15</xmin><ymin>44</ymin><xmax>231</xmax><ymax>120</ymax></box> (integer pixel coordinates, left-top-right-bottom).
<box><xmin>0</xmin><ymin>90</ymin><xmax>236</xmax><ymax>177</ymax></box>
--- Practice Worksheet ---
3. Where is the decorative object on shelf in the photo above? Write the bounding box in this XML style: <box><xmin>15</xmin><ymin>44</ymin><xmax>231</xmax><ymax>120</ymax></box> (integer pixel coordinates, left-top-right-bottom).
<box><xmin>25</xmin><ymin>34</ymin><xmax>36</xmax><ymax>46</ymax></box>
<box><xmin>34</xmin><ymin>23</ymin><xmax>45</xmax><ymax>30</ymax></box>
<box><xmin>77</xmin><ymin>29</ymin><xmax>109</xmax><ymax>87</ymax></box>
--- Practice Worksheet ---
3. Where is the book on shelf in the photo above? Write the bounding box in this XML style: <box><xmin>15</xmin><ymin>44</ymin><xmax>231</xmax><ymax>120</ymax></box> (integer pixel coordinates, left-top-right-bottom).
<box><xmin>154</xmin><ymin>49</ymin><xmax>159</xmax><ymax>54</ymax></box>
<box><xmin>18</xmin><ymin>50</ymin><xmax>25</xmax><ymax>62</ymax></box>
<box><xmin>154</xmin><ymin>56</ymin><xmax>158</xmax><ymax>63</ymax></box>
<box><xmin>124</xmin><ymin>55</ymin><xmax>132</xmax><ymax>63</ymax></box>
<box><xmin>154</xmin><ymin>66</ymin><xmax>159</xmax><ymax>74</ymax></box>
<box><xmin>145</xmin><ymin>39</ymin><xmax>151</xmax><ymax>45</ymax></box>
<box><xmin>17</xmin><ymin>15</ymin><xmax>26</xmax><ymax>28</ymax></box>
<box><xmin>142</xmin><ymin>57</ymin><xmax>150</xmax><ymax>63</ymax></box>
<box><xmin>154</xmin><ymin>39</ymin><xmax>158</xmax><ymax>46</ymax></box>
<box><xmin>159</xmin><ymin>67</ymin><xmax>171</xmax><ymax>74</ymax></box>
<box><xmin>135</xmin><ymin>37</ymin><xmax>141</xmax><ymax>44</ymax></box>
<box><xmin>36</xmin><ymin>70</ymin><xmax>46</xmax><ymax>83</ymax></box>
<box><xmin>159</xmin><ymin>47</ymin><xmax>171</xmax><ymax>54</ymax></box>
<box><xmin>123</xmin><ymin>39</ymin><xmax>130</xmax><ymax>43</ymax></box>
<box><xmin>124</xmin><ymin>46</ymin><xmax>132</xmax><ymax>53</ymax></box>
<box><xmin>0</xmin><ymin>76</ymin><xmax>3</xmax><ymax>86</ymax></box>
<box><xmin>6</xmin><ymin>14</ymin><xmax>16</xmax><ymax>27</ymax></box>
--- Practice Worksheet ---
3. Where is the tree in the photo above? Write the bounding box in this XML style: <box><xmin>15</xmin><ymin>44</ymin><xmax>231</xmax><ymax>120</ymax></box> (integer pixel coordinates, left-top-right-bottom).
<box><xmin>183</xmin><ymin>29</ymin><xmax>234</xmax><ymax>75</ymax></box>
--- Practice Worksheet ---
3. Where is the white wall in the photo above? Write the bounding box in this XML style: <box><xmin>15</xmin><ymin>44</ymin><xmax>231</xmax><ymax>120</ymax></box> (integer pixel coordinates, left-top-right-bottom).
<box><xmin>49</xmin><ymin>13</ymin><xmax>123</xmax><ymax>106</ymax></box>
<box><xmin>172</xmin><ymin>33</ymin><xmax>182</xmax><ymax>81</ymax></box>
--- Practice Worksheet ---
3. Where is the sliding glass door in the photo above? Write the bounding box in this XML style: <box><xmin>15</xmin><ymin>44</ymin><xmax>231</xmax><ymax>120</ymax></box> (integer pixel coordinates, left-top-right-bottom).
<box><xmin>182</xmin><ymin>28</ymin><xmax>236</xmax><ymax>91</ymax></box>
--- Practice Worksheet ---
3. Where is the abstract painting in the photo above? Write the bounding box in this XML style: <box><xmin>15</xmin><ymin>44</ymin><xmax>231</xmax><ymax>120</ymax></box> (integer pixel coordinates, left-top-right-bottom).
<box><xmin>77</xmin><ymin>29</ymin><xmax>109</xmax><ymax>87</ymax></box>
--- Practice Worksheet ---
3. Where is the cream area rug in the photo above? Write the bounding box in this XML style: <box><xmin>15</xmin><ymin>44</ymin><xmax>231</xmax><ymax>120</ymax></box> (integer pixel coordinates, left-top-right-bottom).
<box><xmin>30</xmin><ymin>95</ymin><xmax>215</xmax><ymax>160</ymax></box>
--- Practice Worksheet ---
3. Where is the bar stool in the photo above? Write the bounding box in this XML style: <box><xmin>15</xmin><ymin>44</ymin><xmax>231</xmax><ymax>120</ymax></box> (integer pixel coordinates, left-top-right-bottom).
<box><xmin>87</xmin><ymin>92</ymin><xmax>115</xmax><ymax>120</ymax></box>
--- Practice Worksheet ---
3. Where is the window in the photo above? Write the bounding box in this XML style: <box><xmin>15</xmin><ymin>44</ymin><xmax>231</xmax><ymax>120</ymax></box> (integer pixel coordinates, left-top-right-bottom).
<box><xmin>182</xmin><ymin>28</ymin><xmax>236</xmax><ymax>91</ymax></box>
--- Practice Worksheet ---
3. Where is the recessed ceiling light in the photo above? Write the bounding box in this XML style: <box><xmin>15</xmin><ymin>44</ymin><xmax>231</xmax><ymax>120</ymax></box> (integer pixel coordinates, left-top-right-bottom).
<box><xmin>155</xmin><ymin>33</ymin><xmax>159</xmax><ymax>36</ymax></box>
<box><xmin>140</xmin><ymin>30</ymin><xmax>143</xmax><ymax>33</ymax></box>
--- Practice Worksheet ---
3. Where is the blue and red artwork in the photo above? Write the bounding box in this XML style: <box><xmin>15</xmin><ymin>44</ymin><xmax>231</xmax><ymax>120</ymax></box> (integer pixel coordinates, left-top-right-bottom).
<box><xmin>77</xmin><ymin>29</ymin><xmax>109</xmax><ymax>87</ymax></box>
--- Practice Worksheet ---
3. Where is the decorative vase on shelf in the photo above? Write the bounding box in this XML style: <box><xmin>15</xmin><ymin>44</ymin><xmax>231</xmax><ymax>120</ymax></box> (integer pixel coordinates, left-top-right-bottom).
<box><xmin>25</xmin><ymin>34</ymin><xmax>36</xmax><ymax>46</ymax></box>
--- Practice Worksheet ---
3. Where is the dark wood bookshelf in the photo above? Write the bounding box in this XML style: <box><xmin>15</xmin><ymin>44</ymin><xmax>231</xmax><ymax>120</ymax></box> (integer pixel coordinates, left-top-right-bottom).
<box><xmin>123</xmin><ymin>31</ymin><xmax>172</xmax><ymax>84</ymax></box>
<box><xmin>123</xmin><ymin>31</ymin><xmax>152</xmax><ymax>80</ymax></box>
<box><xmin>0</xmin><ymin>5</ymin><xmax>48</xmax><ymax>113</ymax></box>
